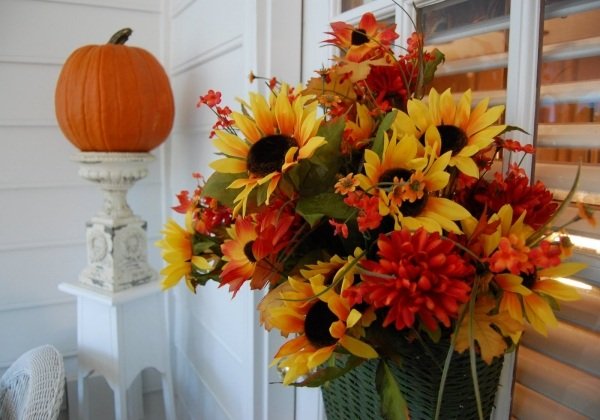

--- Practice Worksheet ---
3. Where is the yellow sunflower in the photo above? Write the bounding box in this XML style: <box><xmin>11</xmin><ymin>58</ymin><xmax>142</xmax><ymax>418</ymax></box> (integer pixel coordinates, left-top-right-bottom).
<box><xmin>209</xmin><ymin>84</ymin><xmax>326</xmax><ymax>215</ymax></box>
<box><xmin>356</xmin><ymin>131</ymin><xmax>470</xmax><ymax>233</ymax></box>
<box><xmin>155</xmin><ymin>215</ymin><xmax>214</xmax><ymax>292</ymax></box>
<box><xmin>392</xmin><ymin>88</ymin><xmax>506</xmax><ymax>178</ymax></box>
<box><xmin>260</xmin><ymin>259</ymin><xmax>377</xmax><ymax>385</ymax></box>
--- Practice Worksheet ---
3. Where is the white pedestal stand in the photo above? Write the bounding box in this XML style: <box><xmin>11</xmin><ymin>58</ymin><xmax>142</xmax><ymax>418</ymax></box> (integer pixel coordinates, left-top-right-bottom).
<box><xmin>59</xmin><ymin>282</ymin><xmax>176</xmax><ymax>420</ymax></box>
<box><xmin>59</xmin><ymin>152</ymin><xmax>175</xmax><ymax>420</ymax></box>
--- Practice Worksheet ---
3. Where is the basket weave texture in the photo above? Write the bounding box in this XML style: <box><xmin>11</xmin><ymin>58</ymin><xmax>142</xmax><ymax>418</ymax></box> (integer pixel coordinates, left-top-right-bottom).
<box><xmin>322</xmin><ymin>336</ymin><xmax>504</xmax><ymax>420</ymax></box>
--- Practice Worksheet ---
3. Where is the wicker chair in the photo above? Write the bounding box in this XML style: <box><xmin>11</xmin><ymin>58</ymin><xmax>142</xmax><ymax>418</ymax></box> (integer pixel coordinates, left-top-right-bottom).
<box><xmin>0</xmin><ymin>345</ymin><xmax>65</xmax><ymax>420</ymax></box>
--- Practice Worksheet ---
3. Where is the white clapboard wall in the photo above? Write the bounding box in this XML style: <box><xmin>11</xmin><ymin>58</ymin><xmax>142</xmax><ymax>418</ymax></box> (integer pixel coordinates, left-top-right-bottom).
<box><xmin>0</xmin><ymin>0</ymin><xmax>166</xmax><ymax>416</ymax></box>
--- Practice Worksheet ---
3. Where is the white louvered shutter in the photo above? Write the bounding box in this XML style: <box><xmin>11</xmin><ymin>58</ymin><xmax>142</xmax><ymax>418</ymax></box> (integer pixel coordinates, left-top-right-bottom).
<box><xmin>513</xmin><ymin>1</ymin><xmax>600</xmax><ymax>419</ymax></box>
<box><xmin>306</xmin><ymin>1</ymin><xmax>599</xmax><ymax>419</ymax></box>
<box><xmin>417</xmin><ymin>0</ymin><xmax>600</xmax><ymax>418</ymax></box>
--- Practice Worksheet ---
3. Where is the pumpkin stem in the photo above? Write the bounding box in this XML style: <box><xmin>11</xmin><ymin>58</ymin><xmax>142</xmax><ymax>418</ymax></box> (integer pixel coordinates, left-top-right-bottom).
<box><xmin>108</xmin><ymin>28</ymin><xmax>133</xmax><ymax>45</ymax></box>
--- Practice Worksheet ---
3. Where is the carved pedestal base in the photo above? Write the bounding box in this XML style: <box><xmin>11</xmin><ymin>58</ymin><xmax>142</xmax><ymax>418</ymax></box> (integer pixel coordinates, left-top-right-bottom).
<box><xmin>74</xmin><ymin>152</ymin><xmax>157</xmax><ymax>293</ymax></box>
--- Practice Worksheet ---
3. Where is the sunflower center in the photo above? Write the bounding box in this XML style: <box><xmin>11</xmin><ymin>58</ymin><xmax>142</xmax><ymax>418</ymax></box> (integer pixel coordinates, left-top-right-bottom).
<box><xmin>379</xmin><ymin>168</ymin><xmax>412</xmax><ymax>185</ymax></box>
<box><xmin>243</xmin><ymin>241</ymin><xmax>256</xmax><ymax>263</ymax></box>
<box><xmin>399</xmin><ymin>192</ymin><xmax>429</xmax><ymax>217</ymax></box>
<box><xmin>351</xmin><ymin>28</ymin><xmax>369</xmax><ymax>46</ymax></box>
<box><xmin>305</xmin><ymin>300</ymin><xmax>337</xmax><ymax>348</ymax></box>
<box><xmin>247</xmin><ymin>134</ymin><xmax>297</xmax><ymax>177</ymax></box>
<box><xmin>521</xmin><ymin>271</ymin><xmax>538</xmax><ymax>289</ymax></box>
<box><xmin>437</xmin><ymin>125</ymin><xmax>468</xmax><ymax>155</ymax></box>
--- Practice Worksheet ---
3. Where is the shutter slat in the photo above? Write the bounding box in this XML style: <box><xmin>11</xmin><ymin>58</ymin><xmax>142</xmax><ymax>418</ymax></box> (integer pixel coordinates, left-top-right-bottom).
<box><xmin>516</xmin><ymin>346</ymin><xmax>600</xmax><ymax>418</ymax></box>
<box><xmin>540</xmin><ymin>80</ymin><xmax>600</xmax><ymax>105</ymax></box>
<box><xmin>536</xmin><ymin>162</ymin><xmax>600</xmax><ymax>200</ymax></box>
<box><xmin>520</xmin><ymin>321</ymin><xmax>600</xmax><ymax>377</ymax></box>
<box><xmin>558</xmin><ymin>285</ymin><xmax>600</xmax><ymax>332</ymax></box>
<box><xmin>512</xmin><ymin>383</ymin><xmax>589</xmax><ymax>420</ymax></box>
<box><xmin>538</xmin><ymin>123</ymin><xmax>600</xmax><ymax>149</ymax></box>
<box><xmin>436</xmin><ymin>36</ymin><xmax>600</xmax><ymax>77</ymax></box>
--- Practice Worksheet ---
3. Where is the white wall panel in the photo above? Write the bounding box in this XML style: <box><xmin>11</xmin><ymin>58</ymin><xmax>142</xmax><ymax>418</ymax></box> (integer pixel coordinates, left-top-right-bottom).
<box><xmin>0</xmin><ymin>245</ymin><xmax>85</xmax><ymax>305</ymax></box>
<box><xmin>0</xmin><ymin>6</ymin><xmax>168</xmax><ymax>420</ymax></box>
<box><xmin>169</xmin><ymin>0</ymin><xmax>244</xmax><ymax>72</ymax></box>
<box><xmin>168</xmin><ymin>51</ymin><xmax>244</xmax><ymax>193</ymax></box>
<box><xmin>189</xmin><ymin>281</ymin><xmax>249</xmax><ymax>363</ymax></box>
<box><xmin>186</xmin><ymin>305</ymin><xmax>245</xmax><ymax>419</ymax></box>
<box><xmin>0</xmin><ymin>127</ymin><xmax>81</xmax><ymax>187</ymax></box>
<box><xmin>0</xmin><ymin>302</ymin><xmax>77</xmax><ymax>367</ymax></box>
<box><xmin>172</xmin><ymin>343</ymin><xmax>230</xmax><ymax>420</ymax></box>
<box><xmin>0</xmin><ymin>0</ymin><xmax>162</xmax><ymax>60</ymax></box>
<box><xmin>0</xmin><ymin>186</ymin><xmax>98</xmax><ymax>246</ymax></box>
<box><xmin>171</xmin><ymin>47</ymin><xmax>244</xmax><ymax>130</ymax></box>
<box><xmin>0</xmin><ymin>63</ymin><xmax>62</xmax><ymax>125</ymax></box>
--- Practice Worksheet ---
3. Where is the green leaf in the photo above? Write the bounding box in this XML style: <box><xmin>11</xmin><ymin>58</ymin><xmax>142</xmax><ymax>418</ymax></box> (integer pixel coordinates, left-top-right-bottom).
<box><xmin>422</xmin><ymin>48</ymin><xmax>445</xmax><ymax>86</ymax></box>
<box><xmin>190</xmin><ymin>270</ymin><xmax>220</xmax><ymax>288</ymax></box>
<box><xmin>192</xmin><ymin>236</ymin><xmax>218</xmax><ymax>254</ymax></box>
<box><xmin>255</xmin><ymin>181</ymin><xmax>270</xmax><ymax>207</ymax></box>
<box><xmin>286</xmin><ymin>159</ymin><xmax>311</xmax><ymax>191</ymax></box>
<box><xmin>201</xmin><ymin>171</ymin><xmax>244</xmax><ymax>208</ymax></box>
<box><xmin>292</xmin><ymin>355</ymin><xmax>364</xmax><ymax>387</ymax></box>
<box><xmin>372</xmin><ymin>111</ymin><xmax>397</xmax><ymax>157</ymax></box>
<box><xmin>285</xmin><ymin>119</ymin><xmax>346</xmax><ymax>197</ymax></box>
<box><xmin>296</xmin><ymin>193</ymin><xmax>355</xmax><ymax>227</ymax></box>
<box><xmin>315</xmin><ymin>118</ymin><xmax>345</xmax><ymax>162</ymax></box>
<box><xmin>501</xmin><ymin>125</ymin><xmax>530</xmax><ymax>136</ymax></box>
<box><xmin>376</xmin><ymin>360</ymin><xmax>409</xmax><ymax>420</ymax></box>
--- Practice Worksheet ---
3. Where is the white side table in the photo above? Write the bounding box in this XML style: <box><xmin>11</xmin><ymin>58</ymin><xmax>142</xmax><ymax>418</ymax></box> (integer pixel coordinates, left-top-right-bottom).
<box><xmin>59</xmin><ymin>281</ymin><xmax>176</xmax><ymax>420</ymax></box>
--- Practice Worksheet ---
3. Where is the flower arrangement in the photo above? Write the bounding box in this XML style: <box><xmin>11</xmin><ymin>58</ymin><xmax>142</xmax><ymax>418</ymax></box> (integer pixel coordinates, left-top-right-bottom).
<box><xmin>157</xmin><ymin>10</ymin><xmax>592</xmax><ymax>420</ymax></box>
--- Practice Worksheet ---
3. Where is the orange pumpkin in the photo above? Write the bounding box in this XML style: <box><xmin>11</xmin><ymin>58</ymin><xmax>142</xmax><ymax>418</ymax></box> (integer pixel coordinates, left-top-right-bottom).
<box><xmin>55</xmin><ymin>28</ymin><xmax>174</xmax><ymax>152</ymax></box>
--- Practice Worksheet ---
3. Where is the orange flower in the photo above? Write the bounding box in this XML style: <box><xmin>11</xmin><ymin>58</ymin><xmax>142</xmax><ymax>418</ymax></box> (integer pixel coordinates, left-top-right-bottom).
<box><xmin>324</xmin><ymin>12</ymin><xmax>398</xmax><ymax>62</ymax></box>
<box><xmin>220</xmin><ymin>209</ymin><xmax>295</xmax><ymax>295</ymax></box>
<box><xmin>334</xmin><ymin>173</ymin><xmax>360</xmax><ymax>195</ymax></box>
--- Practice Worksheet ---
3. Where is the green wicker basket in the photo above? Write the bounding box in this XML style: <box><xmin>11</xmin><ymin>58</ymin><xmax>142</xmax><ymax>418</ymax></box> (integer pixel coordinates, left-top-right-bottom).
<box><xmin>321</xmin><ymin>335</ymin><xmax>504</xmax><ymax>420</ymax></box>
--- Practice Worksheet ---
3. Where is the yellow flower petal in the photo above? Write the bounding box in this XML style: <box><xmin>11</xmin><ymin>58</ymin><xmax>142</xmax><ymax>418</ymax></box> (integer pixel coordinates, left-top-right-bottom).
<box><xmin>533</xmin><ymin>279</ymin><xmax>580</xmax><ymax>301</ymax></box>
<box><xmin>495</xmin><ymin>273</ymin><xmax>532</xmax><ymax>296</ymax></box>
<box><xmin>339</xmin><ymin>335</ymin><xmax>378</xmax><ymax>359</ymax></box>
<box><xmin>346</xmin><ymin>309</ymin><xmax>362</xmax><ymax>328</ymax></box>
<box><xmin>209</xmin><ymin>157</ymin><xmax>247</xmax><ymax>173</ymax></box>
<box><xmin>439</xmin><ymin>88</ymin><xmax>457</xmax><ymax>124</ymax></box>
<box><xmin>467</xmin><ymin>104</ymin><xmax>505</xmax><ymax>137</ymax></box>
<box><xmin>249</xmin><ymin>92</ymin><xmax>275</xmax><ymax>136</ymax></box>
<box><xmin>307</xmin><ymin>346</ymin><xmax>334</xmax><ymax>369</ymax></box>
<box><xmin>274</xmin><ymin>85</ymin><xmax>296</xmax><ymax>135</ymax></box>
<box><xmin>455</xmin><ymin>89</ymin><xmax>472</xmax><ymax>128</ymax></box>
<box><xmin>214</xmin><ymin>130</ymin><xmax>251</xmax><ymax>157</ymax></box>
<box><xmin>539</xmin><ymin>262</ymin><xmax>587</xmax><ymax>278</ymax></box>
<box><xmin>297</xmin><ymin>136</ymin><xmax>326</xmax><ymax>160</ymax></box>
<box><xmin>191</xmin><ymin>256</ymin><xmax>211</xmax><ymax>271</ymax></box>
<box><xmin>500</xmin><ymin>291</ymin><xmax>524</xmax><ymax>322</ymax></box>
<box><xmin>450</xmin><ymin>155</ymin><xmax>480</xmax><ymax>178</ymax></box>
<box><xmin>232</xmin><ymin>112</ymin><xmax>262</xmax><ymax>143</ymax></box>
<box><xmin>524</xmin><ymin>293</ymin><xmax>557</xmax><ymax>336</ymax></box>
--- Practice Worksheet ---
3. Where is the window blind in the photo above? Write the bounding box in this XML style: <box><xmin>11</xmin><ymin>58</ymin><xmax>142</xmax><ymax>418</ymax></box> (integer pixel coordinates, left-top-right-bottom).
<box><xmin>416</xmin><ymin>0</ymin><xmax>600</xmax><ymax>418</ymax></box>
<box><xmin>516</xmin><ymin>4</ymin><xmax>600</xmax><ymax>416</ymax></box>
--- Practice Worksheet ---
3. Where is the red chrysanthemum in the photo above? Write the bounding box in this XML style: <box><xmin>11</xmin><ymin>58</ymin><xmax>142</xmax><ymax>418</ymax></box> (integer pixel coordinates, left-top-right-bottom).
<box><xmin>463</xmin><ymin>165</ymin><xmax>557</xmax><ymax>230</ymax></box>
<box><xmin>344</xmin><ymin>228</ymin><xmax>474</xmax><ymax>332</ymax></box>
